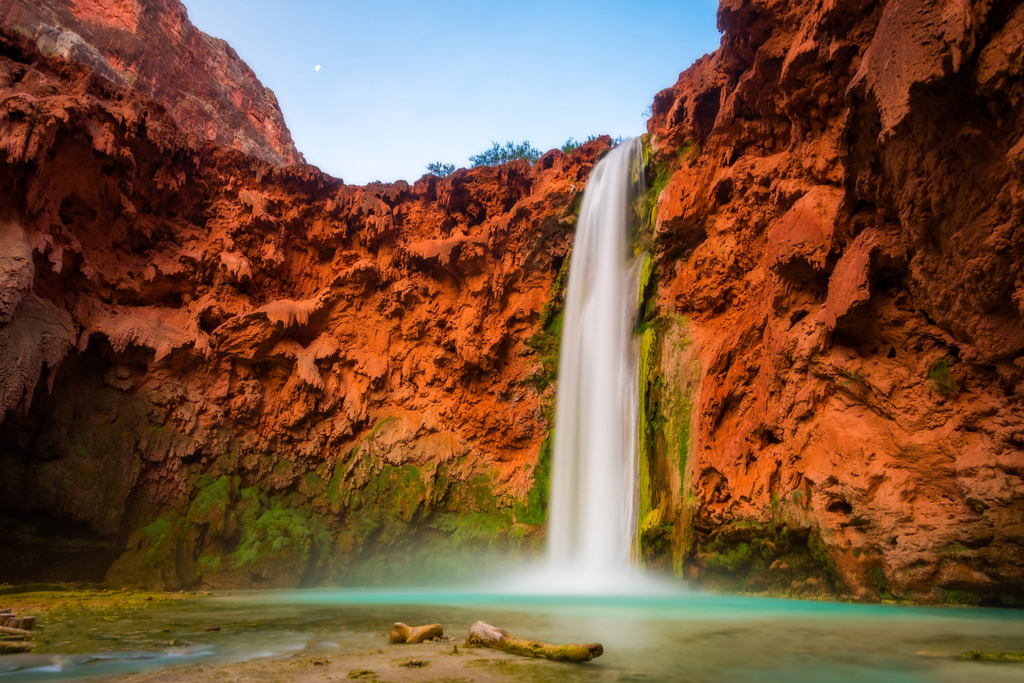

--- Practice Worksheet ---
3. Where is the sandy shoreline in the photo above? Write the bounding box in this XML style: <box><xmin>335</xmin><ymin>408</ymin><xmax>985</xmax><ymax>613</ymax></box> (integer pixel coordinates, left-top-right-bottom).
<box><xmin>106</xmin><ymin>638</ymin><xmax>598</xmax><ymax>683</ymax></box>
<box><xmin>0</xmin><ymin>589</ymin><xmax>603</xmax><ymax>682</ymax></box>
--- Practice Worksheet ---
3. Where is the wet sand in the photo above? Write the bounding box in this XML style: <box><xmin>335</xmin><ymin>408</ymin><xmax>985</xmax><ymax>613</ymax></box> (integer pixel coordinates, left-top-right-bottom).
<box><xmin>108</xmin><ymin>639</ymin><xmax>593</xmax><ymax>683</ymax></box>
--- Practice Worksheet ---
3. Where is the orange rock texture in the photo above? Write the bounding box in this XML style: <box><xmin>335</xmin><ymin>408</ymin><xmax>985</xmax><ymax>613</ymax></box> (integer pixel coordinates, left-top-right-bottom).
<box><xmin>0</xmin><ymin>0</ymin><xmax>303</xmax><ymax>165</ymax></box>
<box><xmin>0</xmin><ymin>28</ymin><xmax>592</xmax><ymax>587</ymax></box>
<box><xmin>641</xmin><ymin>0</ymin><xmax>1024</xmax><ymax>604</ymax></box>
<box><xmin>0</xmin><ymin>0</ymin><xmax>1022</xmax><ymax>603</ymax></box>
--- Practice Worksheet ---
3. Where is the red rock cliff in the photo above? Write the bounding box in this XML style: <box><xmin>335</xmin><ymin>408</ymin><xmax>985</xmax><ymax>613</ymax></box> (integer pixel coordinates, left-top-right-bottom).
<box><xmin>640</xmin><ymin>0</ymin><xmax>1024</xmax><ymax>604</ymax></box>
<box><xmin>0</xmin><ymin>0</ymin><xmax>304</xmax><ymax>165</ymax></box>
<box><xmin>1</xmin><ymin>0</ymin><xmax>1023</xmax><ymax>603</ymax></box>
<box><xmin>0</xmin><ymin>27</ymin><xmax>595</xmax><ymax>587</ymax></box>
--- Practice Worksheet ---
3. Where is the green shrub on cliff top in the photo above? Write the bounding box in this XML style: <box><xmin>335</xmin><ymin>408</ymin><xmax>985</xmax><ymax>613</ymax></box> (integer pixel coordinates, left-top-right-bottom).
<box><xmin>563</xmin><ymin>135</ymin><xmax>623</xmax><ymax>155</ymax></box>
<box><xmin>469</xmin><ymin>140</ymin><xmax>542</xmax><ymax>167</ymax></box>
<box><xmin>426</xmin><ymin>162</ymin><xmax>455</xmax><ymax>177</ymax></box>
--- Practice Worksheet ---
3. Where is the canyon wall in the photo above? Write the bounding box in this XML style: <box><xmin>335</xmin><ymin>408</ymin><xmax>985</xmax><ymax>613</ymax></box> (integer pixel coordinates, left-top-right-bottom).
<box><xmin>0</xmin><ymin>0</ymin><xmax>303</xmax><ymax>165</ymax></box>
<box><xmin>0</xmin><ymin>28</ymin><xmax>594</xmax><ymax>587</ymax></box>
<box><xmin>1</xmin><ymin>0</ymin><xmax>1023</xmax><ymax>604</ymax></box>
<box><xmin>640</xmin><ymin>0</ymin><xmax>1024</xmax><ymax>604</ymax></box>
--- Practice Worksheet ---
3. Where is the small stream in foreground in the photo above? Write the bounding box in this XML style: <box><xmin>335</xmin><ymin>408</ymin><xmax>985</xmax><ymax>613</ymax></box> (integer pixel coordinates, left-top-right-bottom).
<box><xmin>3</xmin><ymin>586</ymin><xmax>1024</xmax><ymax>682</ymax></box>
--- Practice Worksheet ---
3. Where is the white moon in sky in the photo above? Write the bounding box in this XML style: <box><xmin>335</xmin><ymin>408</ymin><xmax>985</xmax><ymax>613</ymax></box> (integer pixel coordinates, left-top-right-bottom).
<box><xmin>315</xmin><ymin>65</ymin><xmax>321</xmax><ymax>71</ymax></box>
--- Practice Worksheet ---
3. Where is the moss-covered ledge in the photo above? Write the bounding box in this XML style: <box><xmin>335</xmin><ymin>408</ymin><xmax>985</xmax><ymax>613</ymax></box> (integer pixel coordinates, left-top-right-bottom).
<box><xmin>687</xmin><ymin>520</ymin><xmax>842</xmax><ymax>598</ymax></box>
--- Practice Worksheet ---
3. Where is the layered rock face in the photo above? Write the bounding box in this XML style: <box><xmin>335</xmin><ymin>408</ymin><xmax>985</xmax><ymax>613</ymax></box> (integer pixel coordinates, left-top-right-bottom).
<box><xmin>0</xmin><ymin>29</ymin><xmax>591</xmax><ymax>587</ymax></box>
<box><xmin>1</xmin><ymin>0</ymin><xmax>1023</xmax><ymax>603</ymax></box>
<box><xmin>0</xmin><ymin>0</ymin><xmax>303</xmax><ymax>165</ymax></box>
<box><xmin>642</xmin><ymin>0</ymin><xmax>1024</xmax><ymax>604</ymax></box>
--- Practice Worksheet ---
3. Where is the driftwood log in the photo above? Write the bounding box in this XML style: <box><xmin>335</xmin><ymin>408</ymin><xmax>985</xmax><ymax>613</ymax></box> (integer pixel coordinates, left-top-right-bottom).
<box><xmin>0</xmin><ymin>626</ymin><xmax>32</xmax><ymax>638</ymax></box>
<box><xmin>0</xmin><ymin>641</ymin><xmax>35</xmax><ymax>654</ymax></box>
<box><xmin>465</xmin><ymin>621</ymin><xmax>603</xmax><ymax>662</ymax></box>
<box><xmin>389</xmin><ymin>622</ymin><xmax>443</xmax><ymax>644</ymax></box>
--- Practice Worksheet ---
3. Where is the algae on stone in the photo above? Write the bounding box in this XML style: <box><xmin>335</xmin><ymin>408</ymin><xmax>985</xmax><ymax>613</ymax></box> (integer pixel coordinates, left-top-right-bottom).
<box><xmin>524</xmin><ymin>256</ymin><xmax>571</xmax><ymax>395</ymax></box>
<box><xmin>637</xmin><ymin>308</ymin><xmax>699</xmax><ymax>574</ymax></box>
<box><xmin>514</xmin><ymin>433</ymin><xmax>551</xmax><ymax>526</ymax></box>
<box><xmin>695</xmin><ymin>520</ymin><xmax>840</xmax><ymax>597</ymax></box>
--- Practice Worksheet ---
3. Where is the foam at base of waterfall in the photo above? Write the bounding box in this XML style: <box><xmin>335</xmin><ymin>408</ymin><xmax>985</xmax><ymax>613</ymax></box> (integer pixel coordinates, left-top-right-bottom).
<box><xmin>497</xmin><ymin>564</ymin><xmax>686</xmax><ymax>596</ymax></box>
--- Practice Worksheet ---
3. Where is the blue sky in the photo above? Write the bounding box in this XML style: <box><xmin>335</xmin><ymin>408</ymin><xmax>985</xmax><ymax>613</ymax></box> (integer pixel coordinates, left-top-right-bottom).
<box><xmin>184</xmin><ymin>1</ymin><xmax>722</xmax><ymax>185</ymax></box>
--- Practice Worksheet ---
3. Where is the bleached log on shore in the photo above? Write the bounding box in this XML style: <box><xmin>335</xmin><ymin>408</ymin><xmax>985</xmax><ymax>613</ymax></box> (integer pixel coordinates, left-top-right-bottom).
<box><xmin>389</xmin><ymin>622</ymin><xmax>443</xmax><ymax>644</ymax></box>
<box><xmin>466</xmin><ymin>621</ymin><xmax>603</xmax><ymax>662</ymax></box>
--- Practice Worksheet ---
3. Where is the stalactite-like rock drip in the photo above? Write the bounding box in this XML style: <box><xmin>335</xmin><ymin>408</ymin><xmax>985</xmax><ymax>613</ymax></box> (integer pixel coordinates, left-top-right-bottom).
<box><xmin>0</xmin><ymin>26</ymin><xmax>603</xmax><ymax>589</ymax></box>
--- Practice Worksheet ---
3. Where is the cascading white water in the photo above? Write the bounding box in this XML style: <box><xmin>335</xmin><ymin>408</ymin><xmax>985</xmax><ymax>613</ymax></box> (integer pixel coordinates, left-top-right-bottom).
<box><xmin>545</xmin><ymin>137</ymin><xmax>645</xmax><ymax>585</ymax></box>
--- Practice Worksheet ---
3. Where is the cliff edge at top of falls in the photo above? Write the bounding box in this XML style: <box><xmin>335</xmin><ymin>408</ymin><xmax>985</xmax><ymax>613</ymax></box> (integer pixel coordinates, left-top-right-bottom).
<box><xmin>637</xmin><ymin>0</ymin><xmax>1024</xmax><ymax>604</ymax></box>
<box><xmin>0</xmin><ymin>0</ymin><xmax>304</xmax><ymax>165</ymax></box>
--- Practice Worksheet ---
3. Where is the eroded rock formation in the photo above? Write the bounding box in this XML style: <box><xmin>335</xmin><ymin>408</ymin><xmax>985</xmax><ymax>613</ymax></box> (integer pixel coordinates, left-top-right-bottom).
<box><xmin>0</xmin><ymin>0</ymin><xmax>303</xmax><ymax>165</ymax></box>
<box><xmin>641</xmin><ymin>0</ymin><xmax>1024</xmax><ymax>604</ymax></box>
<box><xmin>1</xmin><ymin>0</ymin><xmax>1022</xmax><ymax>604</ymax></box>
<box><xmin>0</xmin><ymin>28</ymin><xmax>593</xmax><ymax>587</ymax></box>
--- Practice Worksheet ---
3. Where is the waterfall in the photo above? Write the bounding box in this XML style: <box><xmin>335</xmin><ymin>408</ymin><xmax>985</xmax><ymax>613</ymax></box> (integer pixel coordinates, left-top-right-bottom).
<box><xmin>545</xmin><ymin>137</ymin><xmax>645</xmax><ymax>586</ymax></box>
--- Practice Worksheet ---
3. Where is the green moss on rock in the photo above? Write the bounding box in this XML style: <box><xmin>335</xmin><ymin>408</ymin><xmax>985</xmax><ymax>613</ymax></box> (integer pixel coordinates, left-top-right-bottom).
<box><xmin>107</xmin><ymin>511</ymin><xmax>189</xmax><ymax>591</ymax></box>
<box><xmin>943</xmin><ymin>589</ymin><xmax>981</xmax><ymax>606</ymax></box>
<box><xmin>525</xmin><ymin>257</ymin><xmax>571</xmax><ymax>394</ymax></box>
<box><xmin>140</xmin><ymin>516</ymin><xmax>173</xmax><ymax>559</ymax></box>
<box><xmin>514</xmin><ymin>433</ymin><xmax>551</xmax><ymax>526</ymax></box>
<box><xmin>196</xmin><ymin>551</ymin><xmax>223</xmax><ymax>575</ymax></box>
<box><xmin>233</xmin><ymin>502</ymin><xmax>333</xmax><ymax>582</ymax></box>
<box><xmin>693</xmin><ymin>521</ymin><xmax>839</xmax><ymax>597</ymax></box>
<box><xmin>960</xmin><ymin>651</ymin><xmax>1024</xmax><ymax>662</ymax></box>
<box><xmin>186</xmin><ymin>475</ymin><xmax>234</xmax><ymax>537</ymax></box>
<box><xmin>110</xmin><ymin>430</ymin><xmax>548</xmax><ymax>589</ymax></box>
<box><xmin>347</xmin><ymin>464</ymin><xmax>426</xmax><ymax>544</ymax></box>
<box><xmin>431</xmin><ymin>473</ymin><xmax>515</xmax><ymax>551</ymax></box>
